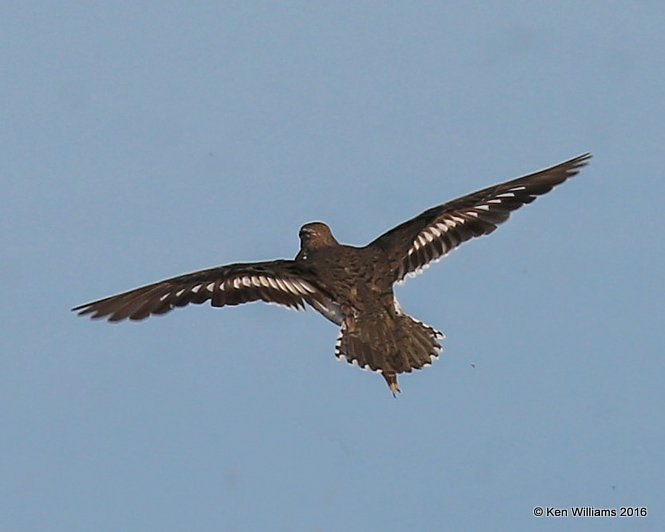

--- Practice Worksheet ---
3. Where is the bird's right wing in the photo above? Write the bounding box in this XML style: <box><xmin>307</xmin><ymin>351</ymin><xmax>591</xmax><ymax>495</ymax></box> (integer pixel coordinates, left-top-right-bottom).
<box><xmin>73</xmin><ymin>260</ymin><xmax>331</xmax><ymax>322</ymax></box>
<box><xmin>370</xmin><ymin>153</ymin><xmax>591</xmax><ymax>283</ymax></box>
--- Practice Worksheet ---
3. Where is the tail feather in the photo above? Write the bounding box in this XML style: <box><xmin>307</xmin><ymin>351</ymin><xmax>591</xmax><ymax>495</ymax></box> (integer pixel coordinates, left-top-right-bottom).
<box><xmin>335</xmin><ymin>312</ymin><xmax>443</xmax><ymax>377</ymax></box>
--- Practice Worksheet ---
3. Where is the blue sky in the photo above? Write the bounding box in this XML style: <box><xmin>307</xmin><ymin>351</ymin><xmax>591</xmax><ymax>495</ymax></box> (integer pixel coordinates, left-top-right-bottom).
<box><xmin>2</xmin><ymin>2</ymin><xmax>664</xmax><ymax>531</ymax></box>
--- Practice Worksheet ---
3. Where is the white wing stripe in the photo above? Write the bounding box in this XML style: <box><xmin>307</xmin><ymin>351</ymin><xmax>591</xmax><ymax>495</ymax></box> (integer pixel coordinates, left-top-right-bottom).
<box><xmin>293</xmin><ymin>280</ymin><xmax>312</xmax><ymax>294</ymax></box>
<box><xmin>275</xmin><ymin>278</ymin><xmax>291</xmax><ymax>294</ymax></box>
<box><xmin>281</xmin><ymin>279</ymin><xmax>301</xmax><ymax>296</ymax></box>
<box><xmin>297</xmin><ymin>281</ymin><xmax>316</xmax><ymax>294</ymax></box>
<box><xmin>289</xmin><ymin>280</ymin><xmax>305</xmax><ymax>295</ymax></box>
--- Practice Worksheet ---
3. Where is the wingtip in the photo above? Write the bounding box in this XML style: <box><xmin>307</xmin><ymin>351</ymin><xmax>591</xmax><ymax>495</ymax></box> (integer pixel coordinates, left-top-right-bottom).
<box><xmin>71</xmin><ymin>303</ymin><xmax>90</xmax><ymax>316</ymax></box>
<box><xmin>71</xmin><ymin>302</ymin><xmax>110</xmax><ymax>321</ymax></box>
<box><xmin>572</xmin><ymin>152</ymin><xmax>593</xmax><ymax>166</ymax></box>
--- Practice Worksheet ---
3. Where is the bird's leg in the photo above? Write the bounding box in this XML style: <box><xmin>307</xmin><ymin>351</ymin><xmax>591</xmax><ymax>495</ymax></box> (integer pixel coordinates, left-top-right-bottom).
<box><xmin>382</xmin><ymin>372</ymin><xmax>400</xmax><ymax>397</ymax></box>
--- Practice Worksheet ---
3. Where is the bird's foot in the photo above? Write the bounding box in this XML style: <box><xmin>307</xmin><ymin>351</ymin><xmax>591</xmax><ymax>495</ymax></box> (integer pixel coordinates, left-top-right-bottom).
<box><xmin>382</xmin><ymin>372</ymin><xmax>401</xmax><ymax>397</ymax></box>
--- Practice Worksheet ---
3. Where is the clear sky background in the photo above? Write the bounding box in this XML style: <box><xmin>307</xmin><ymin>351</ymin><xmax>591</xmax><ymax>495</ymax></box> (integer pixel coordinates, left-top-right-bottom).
<box><xmin>2</xmin><ymin>2</ymin><xmax>664</xmax><ymax>531</ymax></box>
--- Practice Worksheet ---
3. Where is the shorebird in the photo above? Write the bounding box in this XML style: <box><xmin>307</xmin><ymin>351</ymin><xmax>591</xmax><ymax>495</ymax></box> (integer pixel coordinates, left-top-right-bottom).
<box><xmin>74</xmin><ymin>153</ymin><xmax>591</xmax><ymax>394</ymax></box>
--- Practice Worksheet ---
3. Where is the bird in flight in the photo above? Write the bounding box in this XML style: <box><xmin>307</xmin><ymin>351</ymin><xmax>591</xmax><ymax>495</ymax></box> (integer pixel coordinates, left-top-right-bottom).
<box><xmin>74</xmin><ymin>153</ymin><xmax>591</xmax><ymax>395</ymax></box>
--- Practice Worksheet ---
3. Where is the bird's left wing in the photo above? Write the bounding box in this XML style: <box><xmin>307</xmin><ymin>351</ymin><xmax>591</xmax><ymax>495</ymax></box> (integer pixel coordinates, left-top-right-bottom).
<box><xmin>72</xmin><ymin>259</ymin><xmax>329</xmax><ymax>322</ymax></box>
<box><xmin>370</xmin><ymin>153</ymin><xmax>591</xmax><ymax>283</ymax></box>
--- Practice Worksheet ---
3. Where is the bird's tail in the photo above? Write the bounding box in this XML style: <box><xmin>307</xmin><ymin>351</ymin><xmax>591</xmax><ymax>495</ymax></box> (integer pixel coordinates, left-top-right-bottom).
<box><xmin>335</xmin><ymin>311</ymin><xmax>443</xmax><ymax>393</ymax></box>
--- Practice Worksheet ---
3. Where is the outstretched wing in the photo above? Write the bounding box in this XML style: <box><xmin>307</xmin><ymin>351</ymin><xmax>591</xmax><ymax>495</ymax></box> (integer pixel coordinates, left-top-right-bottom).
<box><xmin>370</xmin><ymin>153</ymin><xmax>591</xmax><ymax>283</ymax></box>
<box><xmin>73</xmin><ymin>260</ymin><xmax>329</xmax><ymax>322</ymax></box>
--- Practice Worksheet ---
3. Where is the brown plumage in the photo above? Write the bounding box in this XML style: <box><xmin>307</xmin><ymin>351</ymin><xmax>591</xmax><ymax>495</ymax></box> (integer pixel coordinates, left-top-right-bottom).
<box><xmin>74</xmin><ymin>153</ymin><xmax>591</xmax><ymax>394</ymax></box>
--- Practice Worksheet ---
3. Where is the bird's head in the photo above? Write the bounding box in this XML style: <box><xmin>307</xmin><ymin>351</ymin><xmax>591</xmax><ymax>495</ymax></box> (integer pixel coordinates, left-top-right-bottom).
<box><xmin>298</xmin><ymin>222</ymin><xmax>338</xmax><ymax>252</ymax></box>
